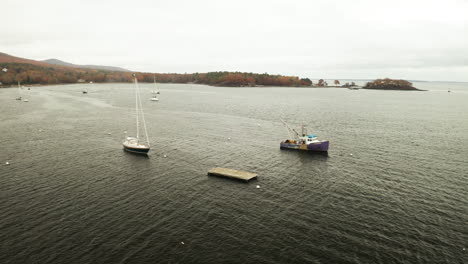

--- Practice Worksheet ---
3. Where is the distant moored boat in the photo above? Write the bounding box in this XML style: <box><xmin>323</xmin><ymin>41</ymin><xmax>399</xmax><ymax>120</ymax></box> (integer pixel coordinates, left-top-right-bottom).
<box><xmin>16</xmin><ymin>81</ymin><xmax>23</xmax><ymax>100</ymax></box>
<box><xmin>150</xmin><ymin>75</ymin><xmax>159</xmax><ymax>101</ymax></box>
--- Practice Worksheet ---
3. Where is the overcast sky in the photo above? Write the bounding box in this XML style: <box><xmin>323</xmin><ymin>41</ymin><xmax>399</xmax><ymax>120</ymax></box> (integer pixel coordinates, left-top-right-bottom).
<box><xmin>2</xmin><ymin>0</ymin><xmax>467</xmax><ymax>81</ymax></box>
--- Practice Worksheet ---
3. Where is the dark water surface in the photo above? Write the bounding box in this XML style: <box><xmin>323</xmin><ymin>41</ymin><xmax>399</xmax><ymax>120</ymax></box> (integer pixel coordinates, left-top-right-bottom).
<box><xmin>1</xmin><ymin>82</ymin><xmax>467</xmax><ymax>263</ymax></box>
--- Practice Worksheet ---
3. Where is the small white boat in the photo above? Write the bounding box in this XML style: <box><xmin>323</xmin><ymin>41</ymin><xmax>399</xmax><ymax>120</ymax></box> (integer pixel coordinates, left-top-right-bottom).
<box><xmin>150</xmin><ymin>75</ymin><xmax>160</xmax><ymax>101</ymax></box>
<box><xmin>23</xmin><ymin>99</ymin><xmax>29</xmax><ymax>102</ymax></box>
<box><xmin>123</xmin><ymin>136</ymin><xmax>150</xmax><ymax>154</ymax></box>
<box><xmin>150</xmin><ymin>89</ymin><xmax>159</xmax><ymax>101</ymax></box>
<box><xmin>16</xmin><ymin>81</ymin><xmax>23</xmax><ymax>100</ymax></box>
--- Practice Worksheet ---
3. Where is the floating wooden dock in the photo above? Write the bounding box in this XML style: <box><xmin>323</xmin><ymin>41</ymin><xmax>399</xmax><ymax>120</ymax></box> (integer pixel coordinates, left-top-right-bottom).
<box><xmin>207</xmin><ymin>167</ymin><xmax>257</xmax><ymax>182</ymax></box>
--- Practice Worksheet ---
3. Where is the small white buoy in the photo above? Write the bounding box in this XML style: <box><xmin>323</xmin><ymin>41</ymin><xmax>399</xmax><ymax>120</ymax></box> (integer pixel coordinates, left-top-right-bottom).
<box><xmin>463</xmin><ymin>248</ymin><xmax>466</xmax><ymax>251</ymax></box>
<box><xmin>5</xmin><ymin>161</ymin><xmax>10</xmax><ymax>165</ymax></box>
<box><xmin>107</xmin><ymin>133</ymin><xmax>111</xmax><ymax>135</ymax></box>
<box><xmin>163</xmin><ymin>155</ymin><xmax>167</xmax><ymax>158</ymax></box>
<box><xmin>350</xmin><ymin>153</ymin><xmax>353</xmax><ymax>156</ymax></box>
<box><xmin>228</xmin><ymin>137</ymin><xmax>231</xmax><ymax>140</ymax></box>
<box><xmin>180</xmin><ymin>241</ymin><xmax>184</xmax><ymax>245</ymax></box>
<box><xmin>256</xmin><ymin>185</ymin><xmax>260</xmax><ymax>189</ymax></box>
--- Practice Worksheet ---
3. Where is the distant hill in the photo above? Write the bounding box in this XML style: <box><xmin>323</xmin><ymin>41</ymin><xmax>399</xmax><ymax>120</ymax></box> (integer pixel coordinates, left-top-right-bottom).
<box><xmin>0</xmin><ymin>52</ymin><xmax>56</xmax><ymax>67</ymax></box>
<box><xmin>0</xmin><ymin>52</ymin><xmax>130</xmax><ymax>72</ymax></box>
<box><xmin>42</xmin><ymin>58</ymin><xmax>130</xmax><ymax>72</ymax></box>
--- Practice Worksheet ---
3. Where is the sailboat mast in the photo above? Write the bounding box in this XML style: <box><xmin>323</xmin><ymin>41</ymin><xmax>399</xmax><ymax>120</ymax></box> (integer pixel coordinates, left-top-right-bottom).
<box><xmin>135</xmin><ymin>78</ymin><xmax>150</xmax><ymax>147</ymax></box>
<box><xmin>154</xmin><ymin>74</ymin><xmax>159</xmax><ymax>94</ymax></box>
<box><xmin>134</xmin><ymin>76</ymin><xmax>139</xmax><ymax>141</ymax></box>
<box><xmin>136</xmin><ymin>79</ymin><xmax>150</xmax><ymax>148</ymax></box>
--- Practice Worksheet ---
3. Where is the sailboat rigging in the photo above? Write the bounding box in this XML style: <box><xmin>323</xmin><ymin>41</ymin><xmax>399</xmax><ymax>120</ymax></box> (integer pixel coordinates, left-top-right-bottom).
<box><xmin>123</xmin><ymin>74</ymin><xmax>151</xmax><ymax>155</ymax></box>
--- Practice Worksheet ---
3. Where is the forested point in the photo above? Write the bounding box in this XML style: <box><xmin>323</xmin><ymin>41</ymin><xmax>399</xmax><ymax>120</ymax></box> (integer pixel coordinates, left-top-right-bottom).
<box><xmin>0</xmin><ymin>63</ymin><xmax>312</xmax><ymax>87</ymax></box>
<box><xmin>363</xmin><ymin>78</ymin><xmax>419</xmax><ymax>90</ymax></box>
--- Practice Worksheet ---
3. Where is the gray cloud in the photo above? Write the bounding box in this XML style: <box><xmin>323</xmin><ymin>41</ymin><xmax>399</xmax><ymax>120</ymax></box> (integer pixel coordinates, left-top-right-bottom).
<box><xmin>1</xmin><ymin>0</ymin><xmax>467</xmax><ymax>81</ymax></box>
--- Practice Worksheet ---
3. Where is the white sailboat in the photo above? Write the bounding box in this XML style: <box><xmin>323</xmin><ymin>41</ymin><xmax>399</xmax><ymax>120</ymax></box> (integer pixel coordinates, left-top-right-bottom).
<box><xmin>83</xmin><ymin>81</ymin><xmax>92</xmax><ymax>94</ymax></box>
<box><xmin>123</xmin><ymin>74</ymin><xmax>151</xmax><ymax>155</ymax></box>
<box><xmin>15</xmin><ymin>81</ymin><xmax>22</xmax><ymax>100</ymax></box>
<box><xmin>151</xmin><ymin>75</ymin><xmax>159</xmax><ymax>101</ymax></box>
<box><xmin>150</xmin><ymin>92</ymin><xmax>159</xmax><ymax>101</ymax></box>
<box><xmin>16</xmin><ymin>81</ymin><xmax>29</xmax><ymax>102</ymax></box>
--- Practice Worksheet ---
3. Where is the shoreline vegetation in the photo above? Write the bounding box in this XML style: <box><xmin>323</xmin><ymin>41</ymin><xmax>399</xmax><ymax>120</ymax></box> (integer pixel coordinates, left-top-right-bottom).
<box><xmin>0</xmin><ymin>61</ymin><xmax>315</xmax><ymax>88</ymax></box>
<box><xmin>1</xmin><ymin>54</ymin><xmax>421</xmax><ymax>91</ymax></box>
<box><xmin>0</xmin><ymin>62</ymin><xmax>360</xmax><ymax>89</ymax></box>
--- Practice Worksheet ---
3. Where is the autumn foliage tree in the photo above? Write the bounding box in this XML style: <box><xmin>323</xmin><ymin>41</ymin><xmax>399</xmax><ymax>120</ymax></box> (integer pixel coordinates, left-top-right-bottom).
<box><xmin>317</xmin><ymin>79</ymin><xmax>325</xmax><ymax>87</ymax></box>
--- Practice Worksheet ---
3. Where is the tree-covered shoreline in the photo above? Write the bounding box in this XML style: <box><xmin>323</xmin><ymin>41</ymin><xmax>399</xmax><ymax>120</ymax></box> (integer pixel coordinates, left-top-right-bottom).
<box><xmin>0</xmin><ymin>63</ymin><xmax>312</xmax><ymax>87</ymax></box>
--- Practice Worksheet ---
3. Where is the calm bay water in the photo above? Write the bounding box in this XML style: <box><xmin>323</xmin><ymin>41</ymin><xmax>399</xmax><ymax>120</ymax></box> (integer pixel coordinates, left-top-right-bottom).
<box><xmin>1</xmin><ymin>82</ymin><xmax>467</xmax><ymax>263</ymax></box>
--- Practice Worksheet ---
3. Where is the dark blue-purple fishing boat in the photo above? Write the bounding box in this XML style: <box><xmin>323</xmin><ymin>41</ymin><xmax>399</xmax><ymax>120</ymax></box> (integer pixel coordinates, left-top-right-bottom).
<box><xmin>280</xmin><ymin>120</ymin><xmax>329</xmax><ymax>152</ymax></box>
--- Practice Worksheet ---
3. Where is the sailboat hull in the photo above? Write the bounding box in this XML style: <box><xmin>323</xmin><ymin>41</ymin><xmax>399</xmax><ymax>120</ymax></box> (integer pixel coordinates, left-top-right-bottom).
<box><xmin>123</xmin><ymin>145</ymin><xmax>150</xmax><ymax>155</ymax></box>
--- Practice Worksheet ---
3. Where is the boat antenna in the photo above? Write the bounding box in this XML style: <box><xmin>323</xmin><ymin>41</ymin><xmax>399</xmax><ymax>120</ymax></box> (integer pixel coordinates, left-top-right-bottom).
<box><xmin>301</xmin><ymin>121</ymin><xmax>307</xmax><ymax>136</ymax></box>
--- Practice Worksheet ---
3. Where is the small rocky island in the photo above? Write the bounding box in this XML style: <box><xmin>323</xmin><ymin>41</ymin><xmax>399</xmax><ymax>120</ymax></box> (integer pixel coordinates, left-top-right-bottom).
<box><xmin>363</xmin><ymin>78</ymin><xmax>422</xmax><ymax>91</ymax></box>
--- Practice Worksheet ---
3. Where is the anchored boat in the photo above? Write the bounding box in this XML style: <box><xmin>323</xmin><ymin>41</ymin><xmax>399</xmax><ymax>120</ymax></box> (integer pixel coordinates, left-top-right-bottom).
<box><xmin>280</xmin><ymin>120</ymin><xmax>329</xmax><ymax>152</ymax></box>
<box><xmin>150</xmin><ymin>75</ymin><xmax>159</xmax><ymax>101</ymax></box>
<box><xmin>15</xmin><ymin>81</ymin><xmax>22</xmax><ymax>100</ymax></box>
<box><xmin>123</xmin><ymin>74</ymin><xmax>151</xmax><ymax>155</ymax></box>
<box><xmin>123</xmin><ymin>136</ymin><xmax>150</xmax><ymax>154</ymax></box>
<box><xmin>150</xmin><ymin>90</ymin><xmax>159</xmax><ymax>101</ymax></box>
